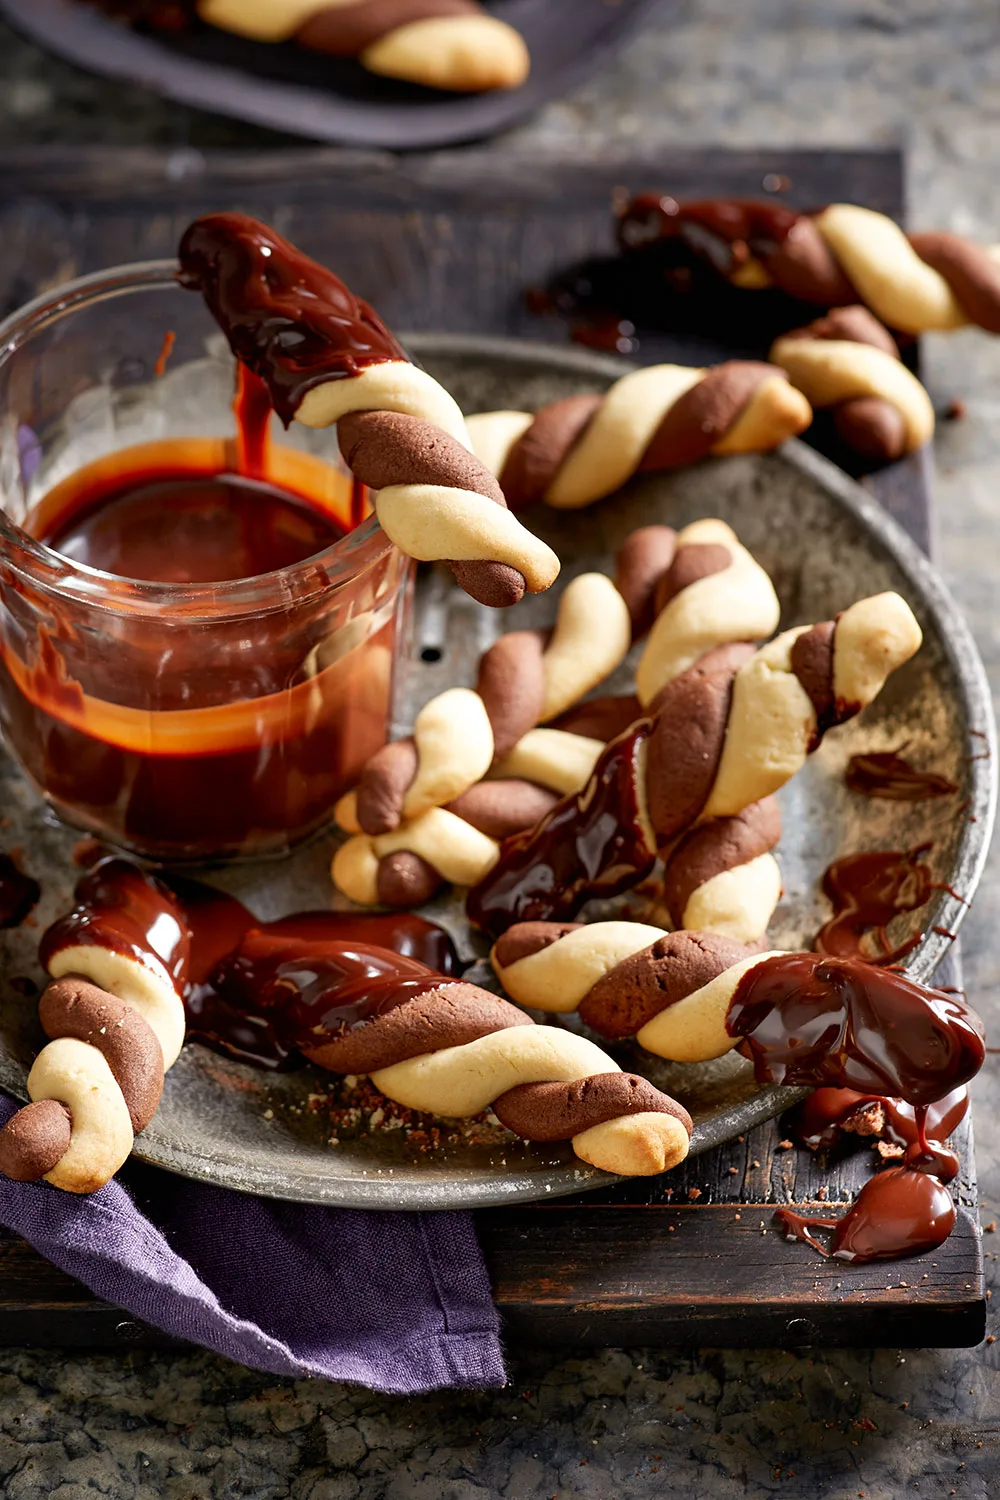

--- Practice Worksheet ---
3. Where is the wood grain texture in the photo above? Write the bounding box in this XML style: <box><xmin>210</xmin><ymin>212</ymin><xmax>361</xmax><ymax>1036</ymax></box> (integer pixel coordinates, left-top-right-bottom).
<box><xmin>0</xmin><ymin>144</ymin><xmax>981</xmax><ymax>1350</ymax></box>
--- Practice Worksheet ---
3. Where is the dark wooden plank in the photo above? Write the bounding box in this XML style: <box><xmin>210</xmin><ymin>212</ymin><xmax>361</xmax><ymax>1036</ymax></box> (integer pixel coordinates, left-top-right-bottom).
<box><xmin>0</xmin><ymin>143</ymin><xmax>982</xmax><ymax>1351</ymax></box>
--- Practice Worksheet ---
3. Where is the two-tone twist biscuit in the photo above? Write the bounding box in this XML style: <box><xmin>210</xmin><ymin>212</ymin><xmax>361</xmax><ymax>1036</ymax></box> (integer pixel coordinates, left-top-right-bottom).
<box><xmin>350</xmin><ymin>570</ymin><xmax>632</xmax><ymax>837</ymax></box>
<box><xmin>178</xmin><ymin>213</ymin><xmax>558</xmax><ymax>609</ymax></box>
<box><xmin>466</xmin><ymin>360</ymin><xmax>812</xmax><ymax>513</ymax></box>
<box><xmin>615</xmin><ymin>517</ymin><xmax>780</xmax><ymax>708</ymax></box>
<box><xmin>0</xmin><ymin>860</ymin><xmax>189</xmax><ymax>1195</ymax></box>
<box><xmin>248</xmin><ymin>939</ymin><xmax>693</xmax><ymax>1175</ymax></box>
<box><xmin>492</xmin><ymin>928</ymin><xmax>985</xmax><ymax>1106</ymax></box>
<box><xmin>617</xmin><ymin>196</ymin><xmax>1000</xmax><ymax>336</ymax></box>
<box><xmin>467</xmin><ymin>592</ymin><xmax>923</xmax><ymax>935</ymax></box>
<box><xmin>91</xmin><ymin>1</ymin><xmax>529</xmax><ymax>92</ymax></box>
<box><xmin>771</xmin><ymin>307</ymin><xmax>935</xmax><ymax>464</ymax></box>
<box><xmin>333</xmin><ymin>569</ymin><xmax>631</xmax><ymax>906</ymax></box>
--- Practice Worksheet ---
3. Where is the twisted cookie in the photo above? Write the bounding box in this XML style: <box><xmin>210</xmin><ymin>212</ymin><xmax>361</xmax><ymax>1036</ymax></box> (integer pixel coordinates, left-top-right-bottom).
<box><xmin>179</xmin><ymin>214</ymin><xmax>558</xmax><ymax>608</ymax></box>
<box><xmin>466</xmin><ymin>360</ymin><xmax>811</xmax><ymax>512</ymax></box>
<box><xmin>659</xmin><ymin>795</ymin><xmax>782</xmax><ymax>944</ymax></box>
<box><xmin>492</xmin><ymin>929</ymin><xmax>985</xmax><ymax>1108</ymax></box>
<box><xmin>468</xmin><ymin>592</ymin><xmax>922</xmax><ymax>935</ymax></box>
<box><xmin>615</xmin><ymin>518</ymin><xmax>780</xmax><ymax>709</ymax></box>
<box><xmin>351</xmin><ymin>571</ymin><xmax>631</xmax><ymax>837</ymax></box>
<box><xmin>771</xmin><ymin>307</ymin><xmax>935</xmax><ymax>464</ymax></box>
<box><xmin>215</xmin><ymin>936</ymin><xmax>693</xmax><ymax>1174</ymax></box>
<box><xmin>617</xmin><ymin>196</ymin><xmax>1000</xmax><ymax>336</ymax></box>
<box><xmin>332</xmin><ymin>732</ymin><xmax>607</xmax><ymax>907</ymax></box>
<box><xmin>0</xmin><ymin>860</ymin><xmax>188</xmax><ymax>1194</ymax></box>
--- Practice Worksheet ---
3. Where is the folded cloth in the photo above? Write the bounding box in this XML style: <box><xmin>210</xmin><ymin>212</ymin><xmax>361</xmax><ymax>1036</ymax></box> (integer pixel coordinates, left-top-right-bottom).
<box><xmin>0</xmin><ymin>1094</ymin><xmax>505</xmax><ymax>1393</ymax></box>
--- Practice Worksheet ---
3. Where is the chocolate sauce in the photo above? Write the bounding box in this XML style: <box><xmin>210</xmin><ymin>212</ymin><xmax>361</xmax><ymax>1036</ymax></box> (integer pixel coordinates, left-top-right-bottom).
<box><xmin>815</xmin><ymin>847</ymin><xmax>933</xmax><ymax>963</ymax></box>
<box><xmin>0</xmin><ymin>854</ymin><xmax>40</xmax><ymax>929</ymax></box>
<box><xmin>2</xmin><ymin>420</ymin><xmax>395</xmax><ymax>858</ymax></box>
<box><xmin>167</xmin><ymin>874</ymin><xmax>458</xmax><ymax>1070</ymax></box>
<box><xmin>45</xmin><ymin>468</ymin><xmax>342</xmax><ymax>584</ymax></box>
<box><xmin>727</xmin><ymin>953</ymin><xmax>985</xmax><ymax>1104</ymax></box>
<box><xmin>617</xmin><ymin>195</ymin><xmax>801</xmax><ymax>267</ymax></box>
<box><xmin>210</xmin><ymin>937</ymin><xmax>437</xmax><ymax>1068</ymax></box>
<box><xmin>748</xmin><ymin>957</ymin><xmax>984</xmax><ymax>1263</ymax></box>
<box><xmin>774</xmin><ymin>1163</ymin><xmax>956</xmax><ymax>1263</ymax></box>
<box><xmin>178</xmin><ymin>213</ymin><xmax>407</xmax><ymax>427</ymax></box>
<box><xmin>845</xmin><ymin>747</ymin><xmax>957</xmax><ymax>801</ymax></box>
<box><xmin>40</xmin><ymin>857</ymin><xmax>192</xmax><ymax>991</ymax></box>
<box><xmin>466</xmin><ymin>721</ymin><xmax>654</xmax><ymax>938</ymax></box>
<box><xmin>796</xmin><ymin>1084</ymin><xmax>969</xmax><ymax>1165</ymax></box>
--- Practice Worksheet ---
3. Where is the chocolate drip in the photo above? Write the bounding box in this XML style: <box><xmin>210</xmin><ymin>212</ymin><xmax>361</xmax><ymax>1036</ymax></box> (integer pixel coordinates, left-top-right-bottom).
<box><xmin>796</xmin><ymin>1084</ymin><xmax>968</xmax><ymax>1163</ymax></box>
<box><xmin>816</xmin><ymin>847</ymin><xmax>933</xmax><ymax>963</ymax></box>
<box><xmin>172</xmin><ymin>877</ymin><xmax>459</xmax><ymax>1070</ymax></box>
<box><xmin>0</xmin><ymin>854</ymin><xmax>40</xmax><ymax>929</ymax></box>
<box><xmin>178</xmin><ymin>214</ymin><xmax>406</xmax><ymax>427</ymax></box>
<box><xmin>466</xmin><ymin>721</ymin><xmax>655</xmax><ymax>938</ymax></box>
<box><xmin>846</xmin><ymin>748</ymin><xmax>957</xmax><ymax>801</ymax></box>
<box><xmin>727</xmin><ymin>953</ymin><xmax>985</xmax><ymax>1104</ymax></box>
<box><xmin>616</xmin><ymin>196</ymin><xmax>856</xmax><ymax>307</ymax></box>
<box><xmin>40</xmin><ymin>858</ymin><xmax>191</xmax><ymax>993</ymax></box>
<box><xmin>774</xmin><ymin>1162</ymin><xmax>957</xmax><ymax>1263</ymax></box>
<box><xmin>494</xmin><ymin>1073</ymin><xmax>692</xmax><ymax>1141</ymax></box>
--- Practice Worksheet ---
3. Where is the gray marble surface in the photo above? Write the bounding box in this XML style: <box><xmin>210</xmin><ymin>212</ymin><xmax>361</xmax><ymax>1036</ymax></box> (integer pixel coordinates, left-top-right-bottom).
<box><xmin>2</xmin><ymin>2</ymin><xmax>1000</xmax><ymax>1496</ymax></box>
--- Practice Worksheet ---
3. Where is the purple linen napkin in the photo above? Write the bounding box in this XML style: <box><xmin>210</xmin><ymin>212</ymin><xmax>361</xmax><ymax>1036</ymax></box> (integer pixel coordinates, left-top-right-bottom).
<box><xmin>0</xmin><ymin>1094</ymin><xmax>506</xmax><ymax>1393</ymax></box>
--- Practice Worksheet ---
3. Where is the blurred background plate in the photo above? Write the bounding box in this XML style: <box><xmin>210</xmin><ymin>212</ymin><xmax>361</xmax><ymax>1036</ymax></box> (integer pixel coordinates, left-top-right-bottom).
<box><xmin>0</xmin><ymin>335</ymin><xmax>993</xmax><ymax>1210</ymax></box>
<box><xmin>0</xmin><ymin>0</ymin><xmax>670</xmax><ymax>150</ymax></box>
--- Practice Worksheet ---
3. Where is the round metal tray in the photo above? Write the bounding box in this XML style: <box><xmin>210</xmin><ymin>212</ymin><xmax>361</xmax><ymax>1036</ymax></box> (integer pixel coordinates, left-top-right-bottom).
<box><xmin>0</xmin><ymin>335</ymin><xmax>994</xmax><ymax>1208</ymax></box>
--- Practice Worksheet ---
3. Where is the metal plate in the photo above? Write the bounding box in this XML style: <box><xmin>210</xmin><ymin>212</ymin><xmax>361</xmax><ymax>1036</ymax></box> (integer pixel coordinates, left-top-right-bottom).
<box><xmin>0</xmin><ymin>335</ymin><xmax>994</xmax><ymax>1209</ymax></box>
<box><xmin>0</xmin><ymin>0</ymin><xmax>667</xmax><ymax>151</ymax></box>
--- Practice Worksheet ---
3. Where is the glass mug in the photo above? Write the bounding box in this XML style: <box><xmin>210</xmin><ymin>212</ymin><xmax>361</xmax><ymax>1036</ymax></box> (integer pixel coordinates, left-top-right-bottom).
<box><xmin>0</xmin><ymin>262</ymin><xmax>411</xmax><ymax>862</ymax></box>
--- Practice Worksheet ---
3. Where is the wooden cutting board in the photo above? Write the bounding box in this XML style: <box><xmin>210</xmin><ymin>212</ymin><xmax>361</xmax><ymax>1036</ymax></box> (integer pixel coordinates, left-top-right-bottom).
<box><xmin>0</xmin><ymin>144</ymin><xmax>983</xmax><ymax>1349</ymax></box>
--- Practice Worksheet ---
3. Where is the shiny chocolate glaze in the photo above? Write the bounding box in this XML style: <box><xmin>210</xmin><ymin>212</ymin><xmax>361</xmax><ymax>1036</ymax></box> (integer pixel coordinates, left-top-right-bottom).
<box><xmin>727</xmin><ymin>953</ymin><xmax>985</xmax><ymax>1106</ymax></box>
<box><xmin>796</xmin><ymin>1084</ymin><xmax>968</xmax><ymax>1167</ymax></box>
<box><xmin>845</xmin><ymin>748</ymin><xmax>958</xmax><ymax>801</ymax></box>
<box><xmin>774</xmin><ymin>1157</ymin><xmax>957</xmax><ymax>1263</ymax></box>
<box><xmin>170</xmin><ymin>874</ymin><xmax>459</xmax><ymax>1070</ymax></box>
<box><xmin>178</xmin><ymin>213</ymin><xmax>407</xmax><ymax>427</ymax></box>
<box><xmin>815</xmin><ymin>847</ymin><xmax>933</xmax><ymax>963</ymax></box>
<box><xmin>40</xmin><ymin>857</ymin><xmax>192</xmax><ymax>992</ymax></box>
<box><xmin>466</xmin><ymin>721</ymin><xmax>654</xmax><ymax>938</ymax></box>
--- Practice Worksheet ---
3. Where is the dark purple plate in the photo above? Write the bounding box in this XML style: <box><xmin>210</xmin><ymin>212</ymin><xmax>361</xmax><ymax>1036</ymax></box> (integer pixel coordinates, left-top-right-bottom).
<box><xmin>0</xmin><ymin>0</ymin><xmax>670</xmax><ymax>150</ymax></box>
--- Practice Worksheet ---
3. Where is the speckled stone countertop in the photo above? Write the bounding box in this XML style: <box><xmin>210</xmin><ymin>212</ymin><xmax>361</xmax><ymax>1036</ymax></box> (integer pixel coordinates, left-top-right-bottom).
<box><xmin>2</xmin><ymin>4</ymin><xmax>1000</xmax><ymax>1497</ymax></box>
